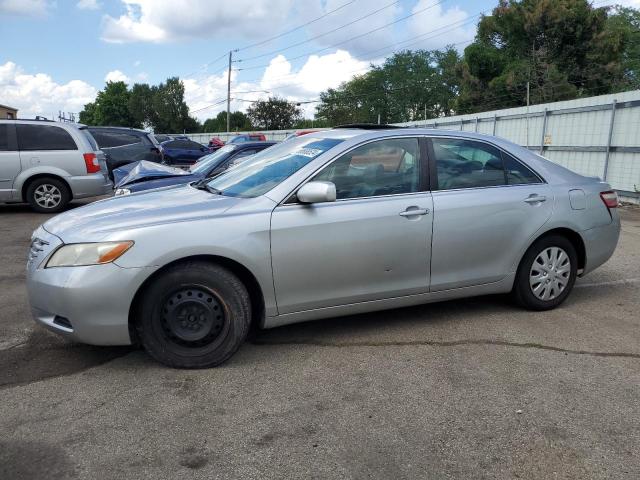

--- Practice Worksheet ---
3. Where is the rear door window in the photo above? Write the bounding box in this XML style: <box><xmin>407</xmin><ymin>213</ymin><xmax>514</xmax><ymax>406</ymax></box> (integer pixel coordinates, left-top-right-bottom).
<box><xmin>432</xmin><ymin>138</ymin><xmax>506</xmax><ymax>190</ymax></box>
<box><xmin>17</xmin><ymin>124</ymin><xmax>77</xmax><ymax>151</ymax></box>
<box><xmin>502</xmin><ymin>152</ymin><xmax>541</xmax><ymax>185</ymax></box>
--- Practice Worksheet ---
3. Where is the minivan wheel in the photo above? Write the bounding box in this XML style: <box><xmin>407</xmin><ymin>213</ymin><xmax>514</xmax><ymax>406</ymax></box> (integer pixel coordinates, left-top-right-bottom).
<box><xmin>512</xmin><ymin>235</ymin><xmax>578</xmax><ymax>311</ymax></box>
<box><xmin>26</xmin><ymin>177</ymin><xmax>71</xmax><ymax>213</ymax></box>
<box><xmin>136</xmin><ymin>261</ymin><xmax>251</xmax><ymax>368</ymax></box>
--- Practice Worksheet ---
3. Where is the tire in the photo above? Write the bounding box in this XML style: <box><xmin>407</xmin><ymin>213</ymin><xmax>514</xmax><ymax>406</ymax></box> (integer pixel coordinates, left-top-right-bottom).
<box><xmin>136</xmin><ymin>261</ymin><xmax>251</xmax><ymax>368</ymax></box>
<box><xmin>512</xmin><ymin>234</ymin><xmax>578</xmax><ymax>311</ymax></box>
<box><xmin>26</xmin><ymin>177</ymin><xmax>71</xmax><ymax>213</ymax></box>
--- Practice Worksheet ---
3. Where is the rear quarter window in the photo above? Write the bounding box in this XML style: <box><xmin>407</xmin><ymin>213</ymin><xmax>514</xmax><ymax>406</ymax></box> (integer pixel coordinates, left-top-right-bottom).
<box><xmin>0</xmin><ymin>124</ymin><xmax>9</xmax><ymax>151</ymax></box>
<box><xmin>17</xmin><ymin>124</ymin><xmax>77</xmax><ymax>151</ymax></box>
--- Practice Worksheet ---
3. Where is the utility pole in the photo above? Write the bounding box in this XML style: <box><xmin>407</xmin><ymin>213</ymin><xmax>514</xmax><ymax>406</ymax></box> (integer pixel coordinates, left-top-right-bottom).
<box><xmin>226</xmin><ymin>50</ymin><xmax>232</xmax><ymax>133</ymax></box>
<box><xmin>526</xmin><ymin>81</ymin><xmax>530</xmax><ymax>148</ymax></box>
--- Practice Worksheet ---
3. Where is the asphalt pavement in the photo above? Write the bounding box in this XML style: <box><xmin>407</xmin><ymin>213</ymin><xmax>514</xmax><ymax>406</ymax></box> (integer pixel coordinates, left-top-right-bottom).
<box><xmin>1</xmin><ymin>200</ymin><xmax>639</xmax><ymax>479</ymax></box>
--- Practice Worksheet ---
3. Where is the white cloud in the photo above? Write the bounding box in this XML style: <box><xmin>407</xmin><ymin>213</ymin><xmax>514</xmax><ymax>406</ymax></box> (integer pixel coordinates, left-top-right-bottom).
<box><xmin>0</xmin><ymin>0</ymin><xmax>50</xmax><ymax>16</ymax></box>
<box><xmin>104</xmin><ymin>69</ymin><xmax>130</xmax><ymax>84</ymax></box>
<box><xmin>301</xmin><ymin>0</ymin><xmax>402</xmax><ymax>58</ymax></box>
<box><xmin>185</xmin><ymin>50</ymin><xmax>370</xmax><ymax>121</ymax></box>
<box><xmin>0</xmin><ymin>61</ymin><xmax>97</xmax><ymax>119</ymax></box>
<box><xmin>101</xmin><ymin>0</ymin><xmax>293</xmax><ymax>43</ymax></box>
<box><xmin>406</xmin><ymin>1</ymin><xmax>475</xmax><ymax>51</ymax></box>
<box><xmin>77</xmin><ymin>0</ymin><xmax>100</xmax><ymax>10</ymax></box>
<box><xmin>133</xmin><ymin>60</ymin><xmax>141</xmax><ymax>67</ymax></box>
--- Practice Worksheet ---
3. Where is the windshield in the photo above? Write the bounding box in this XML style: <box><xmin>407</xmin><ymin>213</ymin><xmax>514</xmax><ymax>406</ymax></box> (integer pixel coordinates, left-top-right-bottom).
<box><xmin>206</xmin><ymin>136</ymin><xmax>343</xmax><ymax>197</ymax></box>
<box><xmin>190</xmin><ymin>145</ymin><xmax>237</xmax><ymax>173</ymax></box>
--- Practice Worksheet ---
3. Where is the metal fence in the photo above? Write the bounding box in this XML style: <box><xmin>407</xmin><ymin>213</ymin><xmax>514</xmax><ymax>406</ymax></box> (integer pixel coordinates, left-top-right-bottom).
<box><xmin>182</xmin><ymin>90</ymin><xmax>640</xmax><ymax>200</ymax></box>
<box><xmin>397</xmin><ymin>90</ymin><xmax>640</xmax><ymax>200</ymax></box>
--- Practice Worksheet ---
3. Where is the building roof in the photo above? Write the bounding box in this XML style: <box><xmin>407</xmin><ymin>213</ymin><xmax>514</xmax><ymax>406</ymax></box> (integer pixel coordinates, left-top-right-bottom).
<box><xmin>0</xmin><ymin>104</ymin><xmax>18</xmax><ymax>111</ymax></box>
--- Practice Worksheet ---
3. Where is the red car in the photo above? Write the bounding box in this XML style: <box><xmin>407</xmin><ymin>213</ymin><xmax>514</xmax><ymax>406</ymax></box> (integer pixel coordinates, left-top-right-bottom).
<box><xmin>208</xmin><ymin>137</ymin><xmax>225</xmax><ymax>152</ymax></box>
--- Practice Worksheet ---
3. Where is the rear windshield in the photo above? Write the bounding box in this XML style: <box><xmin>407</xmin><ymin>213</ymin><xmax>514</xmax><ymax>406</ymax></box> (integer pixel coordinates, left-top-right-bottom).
<box><xmin>206</xmin><ymin>136</ymin><xmax>343</xmax><ymax>198</ymax></box>
<box><xmin>190</xmin><ymin>145</ymin><xmax>237</xmax><ymax>173</ymax></box>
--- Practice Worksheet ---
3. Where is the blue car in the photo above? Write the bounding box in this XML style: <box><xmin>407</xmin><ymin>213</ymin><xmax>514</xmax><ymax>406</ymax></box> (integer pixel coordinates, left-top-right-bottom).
<box><xmin>114</xmin><ymin>141</ymin><xmax>276</xmax><ymax>195</ymax></box>
<box><xmin>160</xmin><ymin>138</ymin><xmax>210</xmax><ymax>166</ymax></box>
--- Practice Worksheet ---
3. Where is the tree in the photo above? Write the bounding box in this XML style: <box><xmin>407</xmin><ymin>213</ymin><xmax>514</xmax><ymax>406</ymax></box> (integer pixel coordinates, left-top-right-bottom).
<box><xmin>605</xmin><ymin>6</ymin><xmax>640</xmax><ymax>90</ymax></box>
<box><xmin>456</xmin><ymin>0</ymin><xmax>628</xmax><ymax>113</ymax></box>
<box><xmin>315</xmin><ymin>48</ymin><xmax>462</xmax><ymax>125</ymax></box>
<box><xmin>202</xmin><ymin>111</ymin><xmax>252</xmax><ymax>132</ymax></box>
<box><xmin>79</xmin><ymin>81</ymin><xmax>139</xmax><ymax>127</ymax></box>
<box><xmin>247</xmin><ymin>97</ymin><xmax>302</xmax><ymax>130</ymax></box>
<box><xmin>79</xmin><ymin>77</ymin><xmax>200</xmax><ymax>133</ymax></box>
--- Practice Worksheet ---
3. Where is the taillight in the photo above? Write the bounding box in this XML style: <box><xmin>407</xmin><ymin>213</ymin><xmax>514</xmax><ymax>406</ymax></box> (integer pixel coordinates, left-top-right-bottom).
<box><xmin>83</xmin><ymin>153</ymin><xmax>101</xmax><ymax>173</ymax></box>
<box><xmin>600</xmin><ymin>190</ymin><xmax>618</xmax><ymax>209</ymax></box>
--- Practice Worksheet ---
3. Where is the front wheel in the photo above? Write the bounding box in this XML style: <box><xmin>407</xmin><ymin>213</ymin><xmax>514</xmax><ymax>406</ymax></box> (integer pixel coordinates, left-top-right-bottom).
<box><xmin>136</xmin><ymin>262</ymin><xmax>251</xmax><ymax>368</ymax></box>
<box><xmin>512</xmin><ymin>235</ymin><xmax>578</xmax><ymax>310</ymax></box>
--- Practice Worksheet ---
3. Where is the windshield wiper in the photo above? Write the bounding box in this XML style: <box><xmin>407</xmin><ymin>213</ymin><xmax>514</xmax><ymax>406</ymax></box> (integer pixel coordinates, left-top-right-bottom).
<box><xmin>192</xmin><ymin>180</ymin><xmax>223</xmax><ymax>195</ymax></box>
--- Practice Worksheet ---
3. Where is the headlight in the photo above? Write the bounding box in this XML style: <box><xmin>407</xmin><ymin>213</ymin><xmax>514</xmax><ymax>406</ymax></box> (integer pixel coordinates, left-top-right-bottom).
<box><xmin>46</xmin><ymin>241</ymin><xmax>134</xmax><ymax>268</ymax></box>
<box><xmin>114</xmin><ymin>188</ymin><xmax>131</xmax><ymax>196</ymax></box>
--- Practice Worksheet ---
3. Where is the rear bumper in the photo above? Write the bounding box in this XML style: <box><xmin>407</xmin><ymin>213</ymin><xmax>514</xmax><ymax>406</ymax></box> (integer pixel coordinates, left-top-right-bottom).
<box><xmin>581</xmin><ymin>215</ymin><xmax>621</xmax><ymax>276</ymax></box>
<box><xmin>67</xmin><ymin>173</ymin><xmax>112</xmax><ymax>199</ymax></box>
<box><xmin>27</xmin><ymin>261</ymin><xmax>158</xmax><ymax>345</ymax></box>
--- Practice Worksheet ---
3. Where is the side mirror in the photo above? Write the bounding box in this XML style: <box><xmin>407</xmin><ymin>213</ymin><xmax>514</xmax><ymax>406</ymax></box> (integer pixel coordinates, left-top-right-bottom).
<box><xmin>297</xmin><ymin>181</ymin><xmax>336</xmax><ymax>204</ymax></box>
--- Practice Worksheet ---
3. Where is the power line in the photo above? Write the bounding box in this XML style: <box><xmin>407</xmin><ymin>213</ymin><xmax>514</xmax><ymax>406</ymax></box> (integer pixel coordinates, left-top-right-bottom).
<box><xmin>236</xmin><ymin>0</ymin><xmax>358</xmax><ymax>52</ymax></box>
<box><xmin>236</xmin><ymin>0</ymin><xmax>402</xmax><ymax>63</ymax></box>
<box><xmin>237</xmin><ymin>0</ymin><xmax>449</xmax><ymax>71</ymax></box>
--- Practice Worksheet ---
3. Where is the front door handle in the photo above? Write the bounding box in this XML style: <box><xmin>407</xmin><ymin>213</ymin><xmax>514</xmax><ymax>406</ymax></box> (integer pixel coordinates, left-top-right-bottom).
<box><xmin>524</xmin><ymin>194</ymin><xmax>546</xmax><ymax>204</ymax></box>
<box><xmin>399</xmin><ymin>207</ymin><xmax>430</xmax><ymax>217</ymax></box>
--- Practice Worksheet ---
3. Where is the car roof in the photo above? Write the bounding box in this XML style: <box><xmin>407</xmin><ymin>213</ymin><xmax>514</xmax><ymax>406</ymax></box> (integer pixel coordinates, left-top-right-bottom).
<box><xmin>88</xmin><ymin>126</ymin><xmax>150</xmax><ymax>134</ymax></box>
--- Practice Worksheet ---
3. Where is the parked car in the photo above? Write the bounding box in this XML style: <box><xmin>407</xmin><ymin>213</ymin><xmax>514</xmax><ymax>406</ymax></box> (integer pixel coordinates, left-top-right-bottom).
<box><xmin>227</xmin><ymin>133</ymin><xmax>267</xmax><ymax>144</ymax></box>
<box><xmin>87</xmin><ymin>127</ymin><xmax>162</xmax><ymax>179</ymax></box>
<box><xmin>160</xmin><ymin>138</ymin><xmax>209</xmax><ymax>166</ymax></box>
<box><xmin>283</xmin><ymin>129</ymin><xmax>320</xmax><ymax>142</ymax></box>
<box><xmin>113</xmin><ymin>141</ymin><xmax>276</xmax><ymax>195</ymax></box>
<box><xmin>27</xmin><ymin>126</ymin><xmax>620</xmax><ymax>368</ymax></box>
<box><xmin>0</xmin><ymin>119</ymin><xmax>111</xmax><ymax>212</ymax></box>
<box><xmin>153</xmin><ymin>134</ymin><xmax>172</xmax><ymax>143</ymax></box>
<box><xmin>208</xmin><ymin>137</ymin><xmax>225</xmax><ymax>152</ymax></box>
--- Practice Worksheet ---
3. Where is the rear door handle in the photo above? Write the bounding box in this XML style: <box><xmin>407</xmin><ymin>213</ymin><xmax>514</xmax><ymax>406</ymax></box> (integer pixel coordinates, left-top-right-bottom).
<box><xmin>524</xmin><ymin>194</ymin><xmax>546</xmax><ymax>204</ymax></box>
<box><xmin>399</xmin><ymin>207</ymin><xmax>430</xmax><ymax>217</ymax></box>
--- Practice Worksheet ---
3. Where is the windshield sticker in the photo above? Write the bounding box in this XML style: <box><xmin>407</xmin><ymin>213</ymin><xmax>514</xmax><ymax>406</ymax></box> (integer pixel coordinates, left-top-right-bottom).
<box><xmin>294</xmin><ymin>148</ymin><xmax>323</xmax><ymax>158</ymax></box>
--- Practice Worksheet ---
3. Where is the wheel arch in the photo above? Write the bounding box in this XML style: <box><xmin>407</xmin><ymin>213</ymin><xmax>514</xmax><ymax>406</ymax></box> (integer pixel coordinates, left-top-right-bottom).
<box><xmin>521</xmin><ymin>227</ymin><xmax>586</xmax><ymax>273</ymax></box>
<box><xmin>21</xmin><ymin>173</ymin><xmax>72</xmax><ymax>202</ymax></box>
<box><xmin>128</xmin><ymin>254</ymin><xmax>265</xmax><ymax>345</ymax></box>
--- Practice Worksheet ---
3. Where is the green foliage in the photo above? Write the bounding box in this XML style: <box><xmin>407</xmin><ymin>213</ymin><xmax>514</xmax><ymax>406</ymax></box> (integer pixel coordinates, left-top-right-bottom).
<box><xmin>457</xmin><ymin>0</ymin><xmax>628</xmax><ymax>113</ymax></box>
<box><xmin>605</xmin><ymin>6</ymin><xmax>640</xmax><ymax>90</ymax></box>
<box><xmin>315</xmin><ymin>48</ymin><xmax>462</xmax><ymax>126</ymax></box>
<box><xmin>246</xmin><ymin>97</ymin><xmax>302</xmax><ymax>130</ymax></box>
<box><xmin>80</xmin><ymin>81</ymin><xmax>139</xmax><ymax>128</ymax></box>
<box><xmin>79</xmin><ymin>77</ymin><xmax>200</xmax><ymax>133</ymax></box>
<box><xmin>202</xmin><ymin>111</ymin><xmax>252</xmax><ymax>132</ymax></box>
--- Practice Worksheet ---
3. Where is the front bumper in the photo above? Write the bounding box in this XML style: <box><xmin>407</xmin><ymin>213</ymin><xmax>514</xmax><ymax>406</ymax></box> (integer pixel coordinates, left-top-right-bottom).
<box><xmin>27</xmin><ymin>233</ymin><xmax>157</xmax><ymax>345</ymax></box>
<box><xmin>67</xmin><ymin>173</ymin><xmax>112</xmax><ymax>199</ymax></box>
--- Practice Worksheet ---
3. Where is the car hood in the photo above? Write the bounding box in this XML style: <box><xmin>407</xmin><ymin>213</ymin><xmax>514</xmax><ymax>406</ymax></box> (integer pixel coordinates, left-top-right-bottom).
<box><xmin>43</xmin><ymin>184</ymin><xmax>244</xmax><ymax>243</ymax></box>
<box><xmin>113</xmin><ymin>160</ymin><xmax>190</xmax><ymax>188</ymax></box>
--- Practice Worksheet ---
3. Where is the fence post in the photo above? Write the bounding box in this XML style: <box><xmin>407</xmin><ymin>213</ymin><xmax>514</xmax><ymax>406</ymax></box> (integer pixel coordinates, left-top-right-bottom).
<box><xmin>492</xmin><ymin>114</ymin><xmax>497</xmax><ymax>135</ymax></box>
<box><xmin>539</xmin><ymin>108</ymin><xmax>548</xmax><ymax>154</ymax></box>
<box><xmin>603</xmin><ymin>100</ymin><xmax>617</xmax><ymax>181</ymax></box>
<box><xmin>474</xmin><ymin>117</ymin><xmax>479</xmax><ymax>132</ymax></box>
<box><xmin>460</xmin><ymin>119</ymin><xmax>464</xmax><ymax>130</ymax></box>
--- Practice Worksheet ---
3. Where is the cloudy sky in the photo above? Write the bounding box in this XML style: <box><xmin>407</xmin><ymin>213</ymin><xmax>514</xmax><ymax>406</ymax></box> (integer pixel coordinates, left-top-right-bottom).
<box><xmin>0</xmin><ymin>0</ymin><xmax>636</xmax><ymax>121</ymax></box>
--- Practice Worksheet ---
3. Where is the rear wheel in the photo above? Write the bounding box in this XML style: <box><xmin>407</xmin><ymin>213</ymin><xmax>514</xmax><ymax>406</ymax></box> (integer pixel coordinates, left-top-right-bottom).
<box><xmin>26</xmin><ymin>177</ymin><xmax>71</xmax><ymax>213</ymax></box>
<box><xmin>136</xmin><ymin>261</ymin><xmax>251</xmax><ymax>368</ymax></box>
<box><xmin>512</xmin><ymin>235</ymin><xmax>578</xmax><ymax>310</ymax></box>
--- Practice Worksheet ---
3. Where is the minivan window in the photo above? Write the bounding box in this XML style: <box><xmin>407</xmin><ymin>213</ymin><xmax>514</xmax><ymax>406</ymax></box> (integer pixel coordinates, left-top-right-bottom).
<box><xmin>207</xmin><ymin>137</ymin><xmax>343</xmax><ymax>198</ymax></box>
<box><xmin>17</xmin><ymin>124</ymin><xmax>77</xmax><ymax>151</ymax></box>
<box><xmin>0</xmin><ymin>125</ymin><xmax>9</xmax><ymax>151</ymax></box>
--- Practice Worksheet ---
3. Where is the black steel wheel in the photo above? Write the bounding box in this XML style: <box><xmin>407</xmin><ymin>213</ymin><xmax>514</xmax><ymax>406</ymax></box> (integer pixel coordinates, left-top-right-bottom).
<box><xmin>137</xmin><ymin>261</ymin><xmax>251</xmax><ymax>368</ymax></box>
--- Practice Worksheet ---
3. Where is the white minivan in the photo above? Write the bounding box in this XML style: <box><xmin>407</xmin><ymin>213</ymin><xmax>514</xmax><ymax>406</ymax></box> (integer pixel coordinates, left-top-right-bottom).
<box><xmin>0</xmin><ymin>119</ymin><xmax>111</xmax><ymax>212</ymax></box>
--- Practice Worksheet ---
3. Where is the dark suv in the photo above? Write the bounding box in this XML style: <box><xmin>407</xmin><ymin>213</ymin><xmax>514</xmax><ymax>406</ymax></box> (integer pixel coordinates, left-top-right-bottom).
<box><xmin>88</xmin><ymin>127</ymin><xmax>162</xmax><ymax>178</ymax></box>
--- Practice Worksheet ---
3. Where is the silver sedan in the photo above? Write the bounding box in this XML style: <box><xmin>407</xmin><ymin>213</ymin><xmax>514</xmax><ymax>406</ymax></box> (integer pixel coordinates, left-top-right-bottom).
<box><xmin>26</xmin><ymin>127</ymin><xmax>620</xmax><ymax>368</ymax></box>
